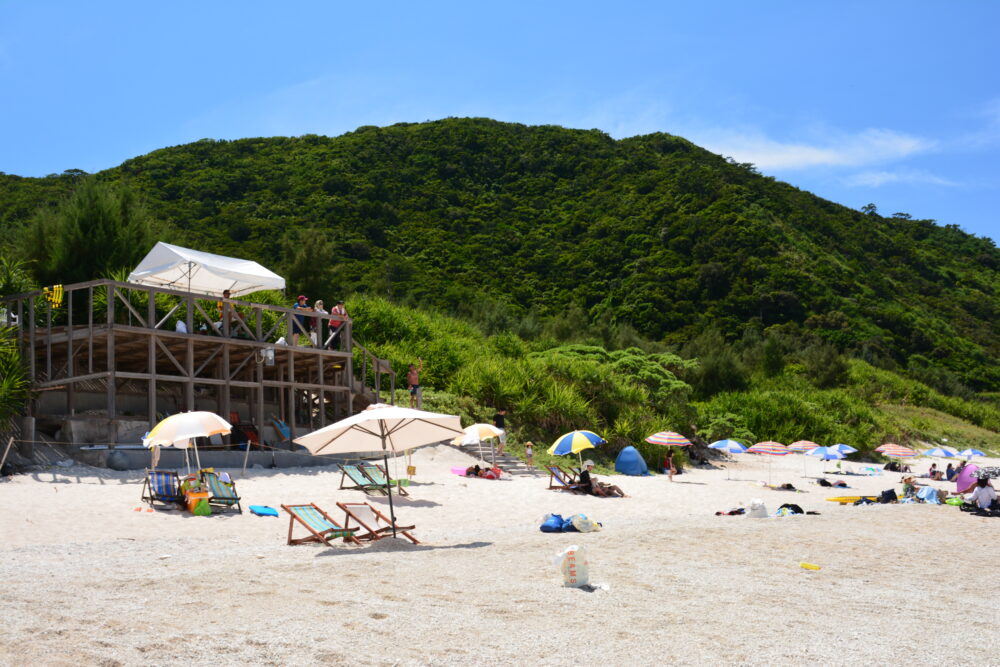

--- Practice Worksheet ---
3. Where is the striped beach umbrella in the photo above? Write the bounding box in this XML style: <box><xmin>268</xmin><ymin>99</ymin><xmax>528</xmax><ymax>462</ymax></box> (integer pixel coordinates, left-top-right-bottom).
<box><xmin>881</xmin><ymin>444</ymin><xmax>916</xmax><ymax>458</ymax></box>
<box><xmin>875</xmin><ymin>443</ymin><xmax>899</xmax><ymax>453</ymax></box>
<box><xmin>709</xmin><ymin>439</ymin><xmax>746</xmax><ymax>480</ymax></box>
<box><xmin>957</xmin><ymin>449</ymin><xmax>985</xmax><ymax>459</ymax></box>
<box><xmin>788</xmin><ymin>440</ymin><xmax>819</xmax><ymax>452</ymax></box>
<box><xmin>709</xmin><ymin>439</ymin><xmax>747</xmax><ymax>454</ymax></box>
<box><xmin>548</xmin><ymin>430</ymin><xmax>605</xmax><ymax>464</ymax></box>
<box><xmin>806</xmin><ymin>446</ymin><xmax>847</xmax><ymax>461</ymax></box>
<box><xmin>923</xmin><ymin>447</ymin><xmax>956</xmax><ymax>458</ymax></box>
<box><xmin>645</xmin><ymin>431</ymin><xmax>693</xmax><ymax>447</ymax></box>
<box><xmin>748</xmin><ymin>441</ymin><xmax>789</xmax><ymax>456</ymax></box>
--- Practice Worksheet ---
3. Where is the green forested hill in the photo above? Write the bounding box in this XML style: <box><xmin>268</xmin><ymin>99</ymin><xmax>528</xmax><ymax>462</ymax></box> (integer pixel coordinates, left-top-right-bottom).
<box><xmin>2</xmin><ymin>118</ymin><xmax>999</xmax><ymax>393</ymax></box>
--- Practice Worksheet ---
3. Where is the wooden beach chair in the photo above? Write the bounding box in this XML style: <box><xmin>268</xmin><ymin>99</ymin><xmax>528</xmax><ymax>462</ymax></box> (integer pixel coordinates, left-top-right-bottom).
<box><xmin>339</xmin><ymin>464</ymin><xmax>388</xmax><ymax>496</ymax></box>
<box><xmin>361</xmin><ymin>463</ymin><xmax>410</xmax><ymax>496</ymax></box>
<box><xmin>141</xmin><ymin>469</ymin><xmax>183</xmax><ymax>507</ymax></box>
<box><xmin>337</xmin><ymin>501</ymin><xmax>419</xmax><ymax>544</ymax></box>
<box><xmin>546</xmin><ymin>465</ymin><xmax>585</xmax><ymax>493</ymax></box>
<box><xmin>281</xmin><ymin>503</ymin><xmax>361</xmax><ymax>547</ymax></box>
<box><xmin>200</xmin><ymin>469</ymin><xmax>243</xmax><ymax>513</ymax></box>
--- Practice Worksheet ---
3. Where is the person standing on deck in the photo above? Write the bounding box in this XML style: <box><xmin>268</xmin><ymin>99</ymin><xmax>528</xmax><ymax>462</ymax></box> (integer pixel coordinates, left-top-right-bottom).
<box><xmin>407</xmin><ymin>358</ymin><xmax>423</xmax><ymax>408</ymax></box>
<box><xmin>292</xmin><ymin>295</ymin><xmax>313</xmax><ymax>346</ymax></box>
<box><xmin>329</xmin><ymin>300</ymin><xmax>349</xmax><ymax>350</ymax></box>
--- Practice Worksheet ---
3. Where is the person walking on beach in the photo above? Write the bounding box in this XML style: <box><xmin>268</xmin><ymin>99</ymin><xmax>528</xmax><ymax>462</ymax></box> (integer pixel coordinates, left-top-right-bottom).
<box><xmin>407</xmin><ymin>358</ymin><xmax>423</xmax><ymax>408</ymax></box>
<box><xmin>665</xmin><ymin>450</ymin><xmax>676</xmax><ymax>482</ymax></box>
<box><xmin>493</xmin><ymin>407</ymin><xmax>507</xmax><ymax>456</ymax></box>
<box><xmin>524</xmin><ymin>441</ymin><xmax>534</xmax><ymax>468</ymax></box>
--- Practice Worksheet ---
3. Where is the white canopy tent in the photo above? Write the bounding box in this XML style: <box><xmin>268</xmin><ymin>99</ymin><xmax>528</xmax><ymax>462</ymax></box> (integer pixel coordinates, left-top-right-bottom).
<box><xmin>127</xmin><ymin>242</ymin><xmax>285</xmax><ymax>297</ymax></box>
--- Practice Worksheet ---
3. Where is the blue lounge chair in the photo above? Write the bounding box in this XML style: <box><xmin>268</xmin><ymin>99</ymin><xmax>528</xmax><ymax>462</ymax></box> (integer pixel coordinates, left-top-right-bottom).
<box><xmin>141</xmin><ymin>469</ymin><xmax>183</xmax><ymax>507</ymax></box>
<box><xmin>200</xmin><ymin>469</ymin><xmax>242</xmax><ymax>513</ymax></box>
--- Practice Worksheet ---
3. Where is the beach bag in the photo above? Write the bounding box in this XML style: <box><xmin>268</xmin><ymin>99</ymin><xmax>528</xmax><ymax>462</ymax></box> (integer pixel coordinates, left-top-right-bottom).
<box><xmin>553</xmin><ymin>545</ymin><xmax>590</xmax><ymax>588</ymax></box>
<box><xmin>561</xmin><ymin>515</ymin><xmax>580</xmax><ymax>532</ymax></box>
<box><xmin>572</xmin><ymin>515</ymin><xmax>602</xmax><ymax>532</ymax></box>
<box><xmin>540</xmin><ymin>514</ymin><xmax>564</xmax><ymax>533</ymax></box>
<box><xmin>879</xmin><ymin>489</ymin><xmax>898</xmax><ymax>504</ymax></box>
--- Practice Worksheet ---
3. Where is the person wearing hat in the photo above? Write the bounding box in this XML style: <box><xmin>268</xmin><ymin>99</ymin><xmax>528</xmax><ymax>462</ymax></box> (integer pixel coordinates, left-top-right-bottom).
<box><xmin>292</xmin><ymin>295</ymin><xmax>313</xmax><ymax>346</ymax></box>
<box><xmin>578</xmin><ymin>460</ymin><xmax>627</xmax><ymax>498</ymax></box>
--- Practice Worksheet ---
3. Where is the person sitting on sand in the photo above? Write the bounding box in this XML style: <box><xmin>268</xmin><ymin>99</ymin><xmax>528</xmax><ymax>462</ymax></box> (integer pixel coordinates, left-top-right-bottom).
<box><xmin>967</xmin><ymin>478</ymin><xmax>997</xmax><ymax>510</ymax></box>
<box><xmin>901</xmin><ymin>476</ymin><xmax>922</xmax><ymax>498</ymax></box>
<box><xmin>946</xmin><ymin>463</ymin><xmax>956</xmax><ymax>481</ymax></box>
<box><xmin>579</xmin><ymin>460</ymin><xmax>627</xmax><ymax>498</ymax></box>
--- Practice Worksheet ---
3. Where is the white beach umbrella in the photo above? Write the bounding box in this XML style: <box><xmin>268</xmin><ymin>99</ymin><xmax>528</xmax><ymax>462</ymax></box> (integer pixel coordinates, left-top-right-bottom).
<box><xmin>295</xmin><ymin>404</ymin><xmax>463</xmax><ymax>536</ymax></box>
<box><xmin>143</xmin><ymin>411</ymin><xmax>232</xmax><ymax>471</ymax></box>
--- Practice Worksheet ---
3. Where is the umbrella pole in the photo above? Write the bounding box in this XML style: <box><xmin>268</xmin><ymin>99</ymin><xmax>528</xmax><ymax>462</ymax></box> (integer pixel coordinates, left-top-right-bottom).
<box><xmin>242</xmin><ymin>439</ymin><xmax>251</xmax><ymax>476</ymax></box>
<box><xmin>383</xmin><ymin>452</ymin><xmax>397</xmax><ymax>538</ymax></box>
<box><xmin>193</xmin><ymin>439</ymin><xmax>202</xmax><ymax>471</ymax></box>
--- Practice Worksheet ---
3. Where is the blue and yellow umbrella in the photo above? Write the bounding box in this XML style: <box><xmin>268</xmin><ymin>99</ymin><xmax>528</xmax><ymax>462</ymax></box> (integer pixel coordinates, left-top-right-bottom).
<box><xmin>548</xmin><ymin>430</ymin><xmax>605</xmax><ymax>463</ymax></box>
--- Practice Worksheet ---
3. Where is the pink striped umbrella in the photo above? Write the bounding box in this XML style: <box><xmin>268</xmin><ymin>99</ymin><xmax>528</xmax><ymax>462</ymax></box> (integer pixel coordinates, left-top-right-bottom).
<box><xmin>645</xmin><ymin>431</ymin><xmax>693</xmax><ymax>447</ymax></box>
<box><xmin>880</xmin><ymin>444</ymin><xmax>916</xmax><ymax>458</ymax></box>
<box><xmin>788</xmin><ymin>440</ymin><xmax>819</xmax><ymax>452</ymax></box>
<box><xmin>748</xmin><ymin>441</ymin><xmax>789</xmax><ymax>456</ymax></box>
<box><xmin>875</xmin><ymin>443</ymin><xmax>900</xmax><ymax>453</ymax></box>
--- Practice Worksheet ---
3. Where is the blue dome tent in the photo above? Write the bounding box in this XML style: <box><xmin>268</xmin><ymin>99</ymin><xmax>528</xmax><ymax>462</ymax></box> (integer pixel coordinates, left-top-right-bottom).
<box><xmin>615</xmin><ymin>445</ymin><xmax>649</xmax><ymax>476</ymax></box>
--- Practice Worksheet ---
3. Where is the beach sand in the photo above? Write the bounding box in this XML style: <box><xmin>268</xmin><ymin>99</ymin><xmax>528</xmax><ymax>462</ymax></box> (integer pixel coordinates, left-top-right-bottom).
<box><xmin>1</xmin><ymin>446</ymin><xmax>998</xmax><ymax>666</ymax></box>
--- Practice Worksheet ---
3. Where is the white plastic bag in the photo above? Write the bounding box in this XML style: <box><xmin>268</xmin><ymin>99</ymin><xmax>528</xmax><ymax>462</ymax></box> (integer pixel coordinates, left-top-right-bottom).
<box><xmin>747</xmin><ymin>498</ymin><xmax>768</xmax><ymax>518</ymax></box>
<box><xmin>553</xmin><ymin>545</ymin><xmax>590</xmax><ymax>587</ymax></box>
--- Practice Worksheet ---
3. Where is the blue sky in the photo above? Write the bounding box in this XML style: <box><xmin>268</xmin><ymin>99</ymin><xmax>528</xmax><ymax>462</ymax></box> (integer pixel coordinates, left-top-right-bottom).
<box><xmin>1</xmin><ymin>1</ymin><xmax>998</xmax><ymax>240</ymax></box>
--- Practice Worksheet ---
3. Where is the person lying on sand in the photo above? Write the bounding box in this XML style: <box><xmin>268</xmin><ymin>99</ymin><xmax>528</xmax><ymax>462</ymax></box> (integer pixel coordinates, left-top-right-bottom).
<box><xmin>579</xmin><ymin>460</ymin><xmax>627</xmax><ymax>498</ymax></box>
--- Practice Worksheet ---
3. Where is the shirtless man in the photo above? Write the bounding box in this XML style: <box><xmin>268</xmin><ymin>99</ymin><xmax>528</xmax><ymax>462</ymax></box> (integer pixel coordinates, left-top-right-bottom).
<box><xmin>407</xmin><ymin>358</ymin><xmax>423</xmax><ymax>408</ymax></box>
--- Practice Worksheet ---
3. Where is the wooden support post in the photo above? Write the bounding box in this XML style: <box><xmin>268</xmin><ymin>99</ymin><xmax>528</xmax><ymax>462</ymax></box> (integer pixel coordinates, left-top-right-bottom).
<box><xmin>148</xmin><ymin>296</ymin><xmax>156</xmax><ymax>430</ymax></box>
<box><xmin>106</xmin><ymin>286</ymin><xmax>116</xmax><ymax>446</ymax></box>
<box><xmin>67</xmin><ymin>291</ymin><xmax>75</xmax><ymax>415</ymax></box>
<box><xmin>222</xmin><ymin>338</ymin><xmax>231</xmax><ymax>442</ymax></box>
<box><xmin>28</xmin><ymin>296</ymin><xmax>35</xmax><ymax>381</ymax></box>
<box><xmin>318</xmin><ymin>355</ymin><xmax>326</xmax><ymax>428</ymax></box>
<box><xmin>287</xmin><ymin>349</ymin><xmax>296</xmax><ymax>449</ymax></box>
<box><xmin>185</xmin><ymin>295</ymin><xmax>194</xmax><ymax>411</ymax></box>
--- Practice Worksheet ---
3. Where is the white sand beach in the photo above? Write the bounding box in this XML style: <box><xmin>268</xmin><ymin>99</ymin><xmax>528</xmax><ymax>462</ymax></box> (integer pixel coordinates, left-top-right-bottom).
<box><xmin>1</xmin><ymin>447</ymin><xmax>998</xmax><ymax>666</ymax></box>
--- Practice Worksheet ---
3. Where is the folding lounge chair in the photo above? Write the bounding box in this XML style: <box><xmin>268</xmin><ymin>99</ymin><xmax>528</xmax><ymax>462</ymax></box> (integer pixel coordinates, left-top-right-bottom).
<box><xmin>339</xmin><ymin>464</ymin><xmax>388</xmax><ymax>496</ymax></box>
<box><xmin>141</xmin><ymin>469</ymin><xmax>183</xmax><ymax>507</ymax></box>
<box><xmin>361</xmin><ymin>464</ymin><xmax>410</xmax><ymax>496</ymax></box>
<box><xmin>337</xmin><ymin>501</ymin><xmax>419</xmax><ymax>544</ymax></box>
<box><xmin>546</xmin><ymin>465</ymin><xmax>585</xmax><ymax>493</ymax></box>
<box><xmin>200</xmin><ymin>470</ymin><xmax>243</xmax><ymax>513</ymax></box>
<box><xmin>281</xmin><ymin>503</ymin><xmax>361</xmax><ymax>546</ymax></box>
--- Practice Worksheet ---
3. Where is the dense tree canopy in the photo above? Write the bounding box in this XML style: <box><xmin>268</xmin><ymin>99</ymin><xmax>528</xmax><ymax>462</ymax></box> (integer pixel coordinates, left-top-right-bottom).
<box><xmin>1</xmin><ymin>118</ymin><xmax>999</xmax><ymax>394</ymax></box>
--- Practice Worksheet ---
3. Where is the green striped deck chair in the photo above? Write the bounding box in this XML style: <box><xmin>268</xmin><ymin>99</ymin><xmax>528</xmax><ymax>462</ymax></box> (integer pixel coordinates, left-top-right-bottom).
<box><xmin>338</xmin><ymin>464</ymin><xmax>387</xmax><ymax>496</ymax></box>
<box><xmin>141</xmin><ymin>469</ymin><xmax>183</xmax><ymax>507</ymax></box>
<box><xmin>200</xmin><ymin>470</ymin><xmax>243</xmax><ymax>513</ymax></box>
<box><xmin>281</xmin><ymin>503</ymin><xmax>360</xmax><ymax>547</ymax></box>
<box><xmin>336</xmin><ymin>501</ymin><xmax>419</xmax><ymax>544</ymax></box>
<box><xmin>361</xmin><ymin>464</ymin><xmax>409</xmax><ymax>496</ymax></box>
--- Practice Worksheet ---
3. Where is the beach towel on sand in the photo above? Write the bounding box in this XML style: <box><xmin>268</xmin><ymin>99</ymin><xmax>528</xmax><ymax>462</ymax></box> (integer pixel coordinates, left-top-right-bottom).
<box><xmin>250</xmin><ymin>505</ymin><xmax>279</xmax><ymax>517</ymax></box>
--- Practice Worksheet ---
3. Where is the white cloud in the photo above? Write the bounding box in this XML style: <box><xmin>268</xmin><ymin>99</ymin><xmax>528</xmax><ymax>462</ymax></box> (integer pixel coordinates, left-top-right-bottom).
<box><xmin>842</xmin><ymin>168</ymin><xmax>958</xmax><ymax>188</ymax></box>
<box><xmin>689</xmin><ymin>128</ymin><xmax>934</xmax><ymax>170</ymax></box>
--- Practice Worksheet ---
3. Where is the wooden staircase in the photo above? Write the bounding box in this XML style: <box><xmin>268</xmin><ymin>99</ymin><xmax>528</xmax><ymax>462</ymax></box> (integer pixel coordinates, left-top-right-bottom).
<box><xmin>454</xmin><ymin>439</ymin><xmax>544</xmax><ymax>477</ymax></box>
